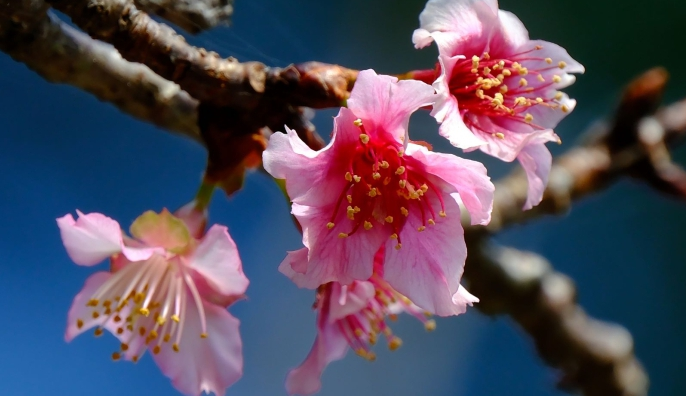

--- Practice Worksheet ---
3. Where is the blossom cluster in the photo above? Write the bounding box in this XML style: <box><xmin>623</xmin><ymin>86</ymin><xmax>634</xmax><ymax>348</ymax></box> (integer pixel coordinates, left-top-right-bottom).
<box><xmin>56</xmin><ymin>0</ymin><xmax>581</xmax><ymax>395</ymax></box>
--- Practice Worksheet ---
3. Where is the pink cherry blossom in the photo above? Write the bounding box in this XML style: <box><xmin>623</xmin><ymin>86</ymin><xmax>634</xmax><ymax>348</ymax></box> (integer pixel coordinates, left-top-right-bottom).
<box><xmin>282</xmin><ymin>248</ymin><xmax>467</xmax><ymax>395</ymax></box>
<box><xmin>413</xmin><ymin>0</ymin><xmax>584</xmax><ymax>209</ymax></box>
<box><xmin>57</xmin><ymin>208</ymin><xmax>248</xmax><ymax>396</ymax></box>
<box><xmin>263</xmin><ymin>69</ymin><xmax>493</xmax><ymax>317</ymax></box>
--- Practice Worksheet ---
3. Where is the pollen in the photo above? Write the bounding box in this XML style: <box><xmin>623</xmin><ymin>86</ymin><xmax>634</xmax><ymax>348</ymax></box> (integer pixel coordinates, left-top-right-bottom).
<box><xmin>353</xmin><ymin>175</ymin><xmax>361</xmax><ymax>183</ymax></box>
<box><xmin>372</xmin><ymin>172</ymin><xmax>381</xmax><ymax>180</ymax></box>
<box><xmin>554</xmin><ymin>91</ymin><xmax>563</xmax><ymax>100</ymax></box>
<box><xmin>76</xmin><ymin>319</ymin><xmax>84</xmax><ymax>329</ymax></box>
<box><xmin>368</xmin><ymin>188</ymin><xmax>378</xmax><ymax>198</ymax></box>
<box><xmin>346</xmin><ymin>195</ymin><xmax>353</xmax><ymax>203</ymax></box>
<box><xmin>138</xmin><ymin>307</ymin><xmax>150</xmax><ymax>316</ymax></box>
<box><xmin>388</xmin><ymin>336</ymin><xmax>403</xmax><ymax>351</ymax></box>
<box><xmin>353</xmin><ymin>118</ymin><xmax>363</xmax><ymax>127</ymax></box>
<box><xmin>87</xmin><ymin>299</ymin><xmax>99</xmax><ymax>307</ymax></box>
<box><xmin>519</xmin><ymin>78</ymin><xmax>528</xmax><ymax>87</ymax></box>
<box><xmin>395</xmin><ymin>244</ymin><xmax>402</xmax><ymax>250</ymax></box>
<box><xmin>379</xmin><ymin>161</ymin><xmax>389</xmax><ymax>169</ymax></box>
<box><xmin>424</xmin><ymin>319</ymin><xmax>437</xmax><ymax>332</ymax></box>
<box><xmin>417</xmin><ymin>226</ymin><xmax>426</xmax><ymax>232</ymax></box>
<box><xmin>398</xmin><ymin>180</ymin><xmax>407</xmax><ymax>188</ymax></box>
<box><xmin>545</xmin><ymin>57</ymin><xmax>553</xmax><ymax>64</ymax></box>
<box><xmin>561</xmin><ymin>104</ymin><xmax>570</xmax><ymax>113</ymax></box>
<box><xmin>364</xmin><ymin>221</ymin><xmax>373</xmax><ymax>230</ymax></box>
<box><xmin>558</xmin><ymin>61</ymin><xmax>567</xmax><ymax>69</ymax></box>
<box><xmin>439</xmin><ymin>211</ymin><xmax>447</xmax><ymax>217</ymax></box>
<box><xmin>112</xmin><ymin>352</ymin><xmax>121</xmax><ymax>361</ymax></box>
<box><xmin>338</xmin><ymin>232</ymin><xmax>348</xmax><ymax>238</ymax></box>
<box><xmin>94</xmin><ymin>327</ymin><xmax>103</xmax><ymax>337</ymax></box>
<box><xmin>390</xmin><ymin>233</ymin><xmax>398</xmax><ymax>239</ymax></box>
<box><xmin>494</xmin><ymin>132</ymin><xmax>505</xmax><ymax>139</ymax></box>
<box><xmin>92</xmin><ymin>311</ymin><xmax>100</xmax><ymax>319</ymax></box>
<box><xmin>345</xmin><ymin>172</ymin><xmax>353</xmax><ymax>182</ymax></box>
<box><xmin>153</xmin><ymin>345</ymin><xmax>161</xmax><ymax>355</ymax></box>
<box><xmin>385</xmin><ymin>216</ymin><xmax>394</xmax><ymax>223</ymax></box>
<box><xmin>200</xmin><ymin>333</ymin><xmax>208</xmax><ymax>339</ymax></box>
<box><xmin>552</xmin><ymin>75</ymin><xmax>562</xmax><ymax>83</ymax></box>
<box><xmin>347</xmin><ymin>206</ymin><xmax>356</xmax><ymax>220</ymax></box>
<box><xmin>428</xmin><ymin>219</ymin><xmax>436</xmax><ymax>225</ymax></box>
<box><xmin>395</xmin><ymin>166</ymin><xmax>406</xmax><ymax>175</ymax></box>
<box><xmin>537</xmin><ymin>74</ymin><xmax>545</xmax><ymax>82</ymax></box>
<box><xmin>359</xmin><ymin>134</ymin><xmax>370</xmax><ymax>144</ymax></box>
<box><xmin>171</xmin><ymin>314</ymin><xmax>180</xmax><ymax>323</ymax></box>
<box><xmin>120</xmin><ymin>343</ymin><xmax>129</xmax><ymax>351</ymax></box>
<box><xmin>524</xmin><ymin>113</ymin><xmax>534</xmax><ymax>123</ymax></box>
<box><xmin>326</xmin><ymin>222</ymin><xmax>335</xmax><ymax>229</ymax></box>
<box><xmin>471</xmin><ymin>55</ymin><xmax>479</xmax><ymax>69</ymax></box>
<box><xmin>173</xmin><ymin>343</ymin><xmax>180</xmax><ymax>352</ymax></box>
<box><xmin>400</xmin><ymin>207</ymin><xmax>409</xmax><ymax>216</ymax></box>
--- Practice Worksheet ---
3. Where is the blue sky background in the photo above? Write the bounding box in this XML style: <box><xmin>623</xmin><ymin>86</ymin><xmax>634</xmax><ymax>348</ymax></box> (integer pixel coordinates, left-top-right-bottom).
<box><xmin>1</xmin><ymin>0</ymin><xmax>685</xmax><ymax>395</ymax></box>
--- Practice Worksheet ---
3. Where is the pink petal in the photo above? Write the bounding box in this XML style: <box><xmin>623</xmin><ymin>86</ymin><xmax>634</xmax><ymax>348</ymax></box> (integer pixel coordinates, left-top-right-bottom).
<box><xmin>383</xmin><ymin>197</ymin><xmax>470</xmax><ymax>316</ymax></box>
<box><xmin>493</xmin><ymin>10</ymin><xmax>529</xmax><ymax>50</ymax></box>
<box><xmin>453</xmin><ymin>285</ymin><xmax>480</xmax><ymax>306</ymax></box>
<box><xmin>406</xmin><ymin>143</ymin><xmax>494</xmax><ymax>225</ymax></box>
<box><xmin>346</xmin><ymin>69</ymin><xmax>436</xmax><ymax>142</ymax></box>
<box><xmin>57</xmin><ymin>211</ymin><xmax>123</xmax><ymax>266</ymax></box>
<box><xmin>413</xmin><ymin>0</ymin><xmax>498</xmax><ymax>53</ymax></box>
<box><xmin>174</xmin><ymin>200</ymin><xmax>208</xmax><ymax>239</ymax></box>
<box><xmin>475</xmin><ymin>119</ymin><xmax>559</xmax><ymax>162</ymax></box>
<box><xmin>65</xmin><ymin>271</ymin><xmax>117</xmax><ymax>341</ymax></box>
<box><xmin>328</xmin><ymin>281</ymin><xmax>375</xmax><ymax>322</ymax></box>
<box><xmin>153</xmin><ymin>299</ymin><xmax>243</xmax><ymax>396</ymax></box>
<box><xmin>187</xmin><ymin>225</ymin><xmax>249</xmax><ymax>301</ymax></box>
<box><xmin>263</xmin><ymin>126</ymin><xmax>345</xmax><ymax>207</ymax></box>
<box><xmin>285</xmin><ymin>323</ymin><xmax>349</xmax><ymax>396</ymax></box>
<box><xmin>279</xmin><ymin>248</ymin><xmax>309</xmax><ymax>278</ymax></box>
<box><xmin>432</xmin><ymin>56</ymin><xmax>487</xmax><ymax>149</ymax></box>
<box><xmin>291</xmin><ymin>203</ymin><xmax>386</xmax><ymax>288</ymax></box>
<box><xmin>517</xmin><ymin>143</ymin><xmax>553</xmax><ymax>210</ymax></box>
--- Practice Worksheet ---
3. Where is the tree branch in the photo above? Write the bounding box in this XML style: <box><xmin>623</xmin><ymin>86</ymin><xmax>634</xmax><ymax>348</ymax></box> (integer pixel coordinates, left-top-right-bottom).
<box><xmin>134</xmin><ymin>0</ymin><xmax>233</xmax><ymax>34</ymax></box>
<box><xmin>0</xmin><ymin>0</ymin><xmax>200</xmax><ymax>139</ymax></box>
<box><xmin>44</xmin><ymin>0</ymin><xmax>357</xmax><ymax>110</ymax></box>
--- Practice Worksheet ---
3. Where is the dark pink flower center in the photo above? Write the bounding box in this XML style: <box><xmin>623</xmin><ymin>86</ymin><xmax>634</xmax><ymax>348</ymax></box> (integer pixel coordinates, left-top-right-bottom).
<box><xmin>319</xmin><ymin>275</ymin><xmax>435</xmax><ymax>361</ymax></box>
<box><xmin>448</xmin><ymin>45</ymin><xmax>569</xmax><ymax>136</ymax></box>
<box><xmin>327</xmin><ymin>120</ymin><xmax>446</xmax><ymax>249</ymax></box>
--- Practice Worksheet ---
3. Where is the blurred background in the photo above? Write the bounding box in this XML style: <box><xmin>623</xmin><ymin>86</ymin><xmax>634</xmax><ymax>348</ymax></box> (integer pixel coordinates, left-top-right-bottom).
<box><xmin>1</xmin><ymin>0</ymin><xmax>685</xmax><ymax>395</ymax></box>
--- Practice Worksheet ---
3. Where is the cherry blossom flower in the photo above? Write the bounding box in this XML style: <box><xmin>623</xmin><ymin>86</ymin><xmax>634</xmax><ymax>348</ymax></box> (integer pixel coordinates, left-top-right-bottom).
<box><xmin>413</xmin><ymin>0</ymin><xmax>584</xmax><ymax>209</ymax></box>
<box><xmin>263</xmin><ymin>69</ymin><xmax>493</xmax><ymax>317</ymax></box>
<box><xmin>281</xmin><ymin>248</ymin><xmax>470</xmax><ymax>395</ymax></box>
<box><xmin>57</xmin><ymin>208</ymin><xmax>248</xmax><ymax>396</ymax></box>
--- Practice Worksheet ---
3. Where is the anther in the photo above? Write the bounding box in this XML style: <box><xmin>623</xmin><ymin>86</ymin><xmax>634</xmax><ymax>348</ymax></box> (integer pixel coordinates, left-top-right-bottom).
<box><xmin>164</xmin><ymin>334</ymin><xmax>171</xmax><ymax>342</ymax></box>
<box><xmin>483</xmin><ymin>52</ymin><xmax>490</xmax><ymax>59</ymax></box>
<box><xmin>112</xmin><ymin>352</ymin><xmax>121</xmax><ymax>361</ymax></box>
<box><xmin>372</xmin><ymin>172</ymin><xmax>381</xmax><ymax>180</ymax></box>
<box><xmin>116</xmin><ymin>328</ymin><xmax>124</xmax><ymax>335</ymax></box>
<box><xmin>338</xmin><ymin>233</ymin><xmax>348</xmax><ymax>238</ymax></box>
<box><xmin>345</xmin><ymin>172</ymin><xmax>353</xmax><ymax>182</ymax></box>
<box><xmin>471</xmin><ymin>55</ymin><xmax>479</xmax><ymax>69</ymax></box>
<box><xmin>561</xmin><ymin>104</ymin><xmax>569</xmax><ymax>113</ymax></box>
<box><xmin>171</xmin><ymin>315</ymin><xmax>180</xmax><ymax>323</ymax></box>
<box><xmin>514</xmin><ymin>97</ymin><xmax>527</xmax><ymax>107</ymax></box>
<box><xmin>200</xmin><ymin>333</ymin><xmax>208</xmax><ymax>339</ymax></box>
<box><xmin>535</xmin><ymin>45</ymin><xmax>543</xmax><ymax>50</ymax></box>
<box><xmin>398</xmin><ymin>180</ymin><xmax>407</xmax><ymax>188</ymax></box>
<box><xmin>359</xmin><ymin>134</ymin><xmax>370</xmax><ymax>144</ymax></box>
<box><xmin>524</xmin><ymin>114</ymin><xmax>534</xmax><ymax>123</ymax></box>
<box><xmin>483</xmin><ymin>66</ymin><xmax>491</xmax><ymax>75</ymax></box>
<box><xmin>364</xmin><ymin>221</ymin><xmax>373</xmax><ymax>230</ymax></box>
<box><xmin>397</xmin><ymin>149</ymin><xmax>404</xmax><ymax>157</ymax></box>
<box><xmin>428</xmin><ymin>219</ymin><xmax>436</xmax><ymax>225</ymax></box>
<box><xmin>494</xmin><ymin>132</ymin><xmax>505</xmax><ymax>139</ymax></box>
<box><xmin>92</xmin><ymin>311</ymin><xmax>100</xmax><ymax>319</ymax></box>
<box><xmin>554</xmin><ymin>91</ymin><xmax>563</xmax><ymax>100</ymax></box>
<box><xmin>121</xmin><ymin>343</ymin><xmax>129</xmax><ymax>351</ymax></box>
<box><xmin>439</xmin><ymin>211</ymin><xmax>447</xmax><ymax>217</ymax></box>
<box><xmin>545</xmin><ymin>57</ymin><xmax>553</xmax><ymax>64</ymax></box>
<box><xmin>173</xmin><ymin>343</ymin><xmax>180</xmax><ymax>352</ymax></box>
<box><xmin>388</xmin><ymin>336</ymin><xmax>403</xmax><ymax>351</ymax></box>
<box><xmin>417</xmin><ymin>226</ymin><xmax>426</xmax><ymax>232</ymax></box>
<box><xmin>552</xmin><ymin>75</ymin><xmax>562</xmax><ymax>83</ymax></box>
<box><xmin>383</xmin><ymin>177</ymin><xmax>391</xmax><ymax>185</ymax></box>
<box><xmin>347</xmin><ymin>206</ymin><xmax>356</xmax><ymax>220</ymax></box>
<box><xmin>385</xmin><ymin>216</ymin><xmax>394</xmax><ymax>223</ymax></box>
<box><xmin>395</xmin><ymin>166</ymin><xmax>406</xmax><ymax>175</ymax></box>
<box><xmin>537</xmin><ymin>74</ymin><xmax>545</xmax><ymax>82</ymax></box>
<box><xmin>390</xmin><ymin>233</ymin><xmax>398</xmax><ymax>239</ymax></box>
<box><xmin>138</xmin><ymin>307</ymin><xmax>150</xmax><ymax>316</ymax></box>
<box><xmin>346</xmin><ymin>195</ymin><xmax>353</xmax><ymax>203</ymax></box>
<box><xmin>132</xmin><ymin>355</ymin><xmax>139</xmax><ymax>363</ymax></box>
<box><xmin>368</xmin><ymin>188</ymin><xmax>378</xmax><ymax>198</ymax></box>
<box><xmin>424</xmin><ymin>319</ymin><xmax>437</xmax><ymax>332</ymax></box>
<box><xmin>502</xmin><ymin>69</ymin><xmax>512</xmax><ymax>77</ymax></box>
<box><xmin>558</xmin><ymin>61</ymin><xmax>567</xmax><ymax>69</ymax></box>
<box><xmin>87</xmin><ymin>299</ymin><xmax>99</xmax><ymax>307</ymax></box>
<box><xmin>76</xmin><ymin>319</ymin><xmax>84</xmax><ymax>329</ymax></box>
<box><xmin>536</xmin><ymin>97</ymin><xmax>544</xmax><ymax>103</ymax></box>
<box><xmin>379</xmin><ymin>161</ymin><xmax>389</xmax><ymax>169</ymax></box>
<box><xmin>395</xmin><ymin>244</ymin><xmax>402</xmax><ymax>250</ymax></box>
<box><xmin>94</xmin><ymin>328</ymin><xmax>103</xmax><ymax>337</ymax></box>
<box><xmin>153</xmin><ymin>345</ymin><xmax>161</xmax><ymax>355</ymax></box>
<box><xmin>327</xmin><ymin>222</ymin><xmax>335</xmax><ymax>229</ymax></box>
<box><xmin>519</xmin><ymin>78</ymin><xmax>528</xmax><ymax>87</ymax></box>
<box><xmin>353</xmin><ymin>175</ymin><xmax>361</xmax><ymax>183</ymax></box>
<box><xmin>353</xmin><ymin>118</ymin><xmax>363</xmax><ymax>127</ymax></box>
<box><xmin>400</xmin><ymin>207</ymin><xmax>409</xmax><ymax>216</ymax></box>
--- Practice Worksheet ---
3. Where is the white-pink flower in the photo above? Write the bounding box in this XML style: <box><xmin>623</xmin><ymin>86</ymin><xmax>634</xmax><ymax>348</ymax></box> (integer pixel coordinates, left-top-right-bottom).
<box><xmin>281</xmin><ymin>248</ymin><xmax>466</xmax><ymax>395</ymax></box>
<box><xmin>57</xmin><ymin>208</ymin><xmax>249</xmax><ymax>396</ymax></box>
<box><xmin>263</xmin><ymin>69</ymin><xmax>493</xmax><ymax>317</ymax></box>
<box><xmin>413</xmin><ymin>0</ymin><xmax>584</xmax><ymax>209</ymax></box>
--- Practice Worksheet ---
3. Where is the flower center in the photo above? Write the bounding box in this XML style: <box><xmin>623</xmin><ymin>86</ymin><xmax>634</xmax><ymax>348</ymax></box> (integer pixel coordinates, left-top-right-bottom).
<box><xmin>327</xmin><ymin>119</ymin><xmax>446</xmax><ymax>249</ymax></box>
<box><xmin>76</xmin><ymin>254</ymin><xmax>208</xmax><ymax>361</ymax></box>
<box><xmin>448</xmin><ymin>46</ymin><xmax>570</xmax><ymax>137</ymax></box>
<box><xmin>320</xmin><ymin>275</ymin><xmax>436</xmax><ymax>361</ymax></box>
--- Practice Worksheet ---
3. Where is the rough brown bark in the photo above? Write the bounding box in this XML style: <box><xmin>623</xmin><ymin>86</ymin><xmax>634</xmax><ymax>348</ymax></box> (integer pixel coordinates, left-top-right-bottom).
<box><xmin>134</xmin><ymin>0</ymin><xmax>233</xmax><ymax>33</ymax></box>
<box><xmin>0</xmin><ymin>0</ymin><xmax>200</xmax><ymax>139</ymax></box>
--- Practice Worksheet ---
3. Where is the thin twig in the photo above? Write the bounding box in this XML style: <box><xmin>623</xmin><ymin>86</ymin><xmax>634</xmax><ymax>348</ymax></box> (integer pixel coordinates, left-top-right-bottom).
<box><xmin>134</xmin><ymin>0</ymin><xmax>233</xmax><ymax>33</ymax></box>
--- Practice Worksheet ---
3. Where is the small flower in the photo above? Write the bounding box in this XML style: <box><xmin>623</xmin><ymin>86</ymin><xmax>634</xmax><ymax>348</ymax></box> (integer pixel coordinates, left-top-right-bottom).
<box><xmin>263</xmin><ymin>69</ymin><xmax>493</xmax><ymax>316</ymax></box>
<box><xmin>413</xmin><ymin>0</ymin><xmax>584</xmax><ymax>209</ymax></box>
<box><xmin>57</xmin><ymin>208</ymin><xmax>249</xmax><ymax>396</ymax></box>
<box><xmin>281</xmin><ymin>248</ymin><xmax>473</xmax><ymax>395</ymax></box>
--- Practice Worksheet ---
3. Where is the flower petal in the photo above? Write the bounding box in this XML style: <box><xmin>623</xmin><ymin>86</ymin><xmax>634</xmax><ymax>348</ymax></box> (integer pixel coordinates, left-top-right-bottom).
<box><xmin>57</xmin><ymin>211</ymin><xmax>123</xmax><ymax>266</ymax></box>
<box><xmin>413</xmin><ymin>0</ymin><xmax>498</xmax><ymax>53</ymax></box>
<box><xmin>291</xmin><ymin>202</ymin><xmax>386</xmax><ymax>288</ymax></box>
<box><xmin>263</xmin><ymin>126</ymin><xmax>344</xmax><ymax>207</ymax></box>
<box><xmin>65</xmin><ymin>271</ymin><xmax>116</xmax><ymax>341</ymax></box>
<box><xmin>383</xmin><ymin>197</ymin><xmax>469</xmax><ymax>316</ymax></box>
<box><xmin>432</xmin><ymin>56</ymin><xmax>487</xmax><ymax>150</ymax></box>
<box><xmin>406</xmin><ymin>143</ymin><xmax>494</xmax><ymax>225</ymax></box>
<box><xmin>328</xmin><ymin>281</ymin><xmax>375</xmax><ymax>322</ymax></box>
<box><xmin>347</xmin><ymin>69</ymin><xmax>435</xmax><ymax>142</ymax></box>
<box><xmin>517</xmin><ymin>143</ymin><xmax>553</xmax><ymax>210</ymax></box>
<box><xmin>129</xmin><ymin>209</ymin><xmax>191</xmax><ymax>253</ymax></box>
<box><xmin>153</xmin><ymin>299</ymin><xmax>243</xmax><ymax>396</ymax></box>
<box><xmin>285</xmin><ymin>323</ymin><xmax>349</xmax><ymax>396</ymax></box>
<box><xmin>187</xmin><ymin>225</ymin><xmax>249</xmax><ymax>301</ymax></box>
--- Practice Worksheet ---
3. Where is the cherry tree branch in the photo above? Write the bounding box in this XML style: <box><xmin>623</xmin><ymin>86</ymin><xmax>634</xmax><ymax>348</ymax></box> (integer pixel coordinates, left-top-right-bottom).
<box><xmin>134</xmin><ymin>0</ymin><xmax>233</xmax><ymax>33</ymax></box>
<box><xmin>0</xmin><ymin>0</ymin><xmax>200</xmax><ymax>139</ymax></box>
